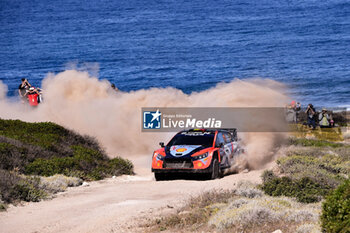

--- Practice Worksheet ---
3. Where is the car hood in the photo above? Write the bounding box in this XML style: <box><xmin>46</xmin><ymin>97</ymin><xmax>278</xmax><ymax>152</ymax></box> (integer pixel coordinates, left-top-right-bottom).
<box><xmin>166</xmin><ymin>145</ymin><xmax>205</xmax><ymax>158</ymax></box>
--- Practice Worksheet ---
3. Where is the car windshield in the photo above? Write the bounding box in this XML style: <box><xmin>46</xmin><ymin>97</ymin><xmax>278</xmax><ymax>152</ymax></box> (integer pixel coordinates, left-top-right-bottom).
<box><xmin>167</xmin><ymin>131</ymin><xmax>215</xmax><ymax>147</ymax></box>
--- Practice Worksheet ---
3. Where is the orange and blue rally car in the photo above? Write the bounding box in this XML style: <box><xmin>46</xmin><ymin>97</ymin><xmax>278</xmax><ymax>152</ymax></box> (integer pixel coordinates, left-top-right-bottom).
<box><xmin>151</xmin><ymin>128</ymin><xmax>244</xmax><ymax>181</ymax></box>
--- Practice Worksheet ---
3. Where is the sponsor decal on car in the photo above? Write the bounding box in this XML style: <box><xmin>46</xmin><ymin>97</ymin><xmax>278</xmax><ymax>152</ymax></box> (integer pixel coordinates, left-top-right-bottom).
<box><xmin>176</xmin><ymin>148</ymin><xmax>187</xmax><ymax>152</ymax></box>
<box><xmin>170</xmin><ymin>145</ymin><xmax>201</xmax><ymax>157</ymax></box>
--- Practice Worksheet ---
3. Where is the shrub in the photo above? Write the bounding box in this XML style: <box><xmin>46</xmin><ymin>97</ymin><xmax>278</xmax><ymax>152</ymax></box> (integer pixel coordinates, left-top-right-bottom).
<box><xmin>261</xmin><ymin>176</ymin><xmax>329</xmax><ymax>203</ymax></box>
<box><xmin>0</xmin><ymin>203</ymin><xmax>6</xmax><ymax>211</ymax></box>
<box><xmin>147</xmin><ymin>188</ymin><xmax>322</xmax><ymax>233</ymax></box>
<box><xmin>187</xmin><ymin>189</ymin><xmax>236</xmax><ymax>209</ymax></box>
<box><xmin>321</xmin><ymin>179</ymin><xmax>350</xmax><ymax>233</ymax></box>
<box><xmin>0</xmin><ymin>119</ymin><xmax>135</xmax><ymax>205</ymax></box>
<box><xmin>25</xmin><ymin>157</ymin><xmax>75</xmax><ymax>177</ymax></box>
<box><xmin>261</xmin><ymin>170</ymin><xmax>278</xmax><ymax>183</ymax></box>
<box><xmin>107</xmin><ymin>157</ymin><xmax>134</xmax><ymax>176</ymax></box>
<box><xmin>235</xmin><ymin>181</ymin><xmax>263</xmax><ymax>198</ymax></box>
<box><xmin>151</xmin><ymin>190</ymin><xmax>235</xmax><ymax>231</ymax></box>
<box><xmin>39</xmin><ymin>175</ymin><xmax>82</xmax><ymax>193</ymax></box>
<box><xmin>24</xmin><ymin>146</ymin><xmax>134</xmax><ymax>180</ymax></box>
<box><xmin>13</xmin><ymin>177</ymin><xmax>47</xmax><ymax>202</ymax></box>
<box><xmin>0</xmin><ymin>169</ymin><xmax>22</xmax><ymax>203</ymax></box>
<box><xmin>0</xmin><ymin>119</ymin><xmax>107</xmax><ymax>174</ymax></box>
<box><xmin>0</xmin><ymin>169</ymin><xmax>47</xmax><ymax>203</ymax></box>
<box><xmin>277</xmin><ymin>154</ymin><xmax>349</xmax><ymax>189</ymax></box>
<box><xmin>208</xmin><ymin>195</ymin><xmax>320</xmax><ymax>231</ymax></box>
<box><xmin>0</xmin><ymin>119</ymin><xmax>101</xmax><ymax>151</ymax></box>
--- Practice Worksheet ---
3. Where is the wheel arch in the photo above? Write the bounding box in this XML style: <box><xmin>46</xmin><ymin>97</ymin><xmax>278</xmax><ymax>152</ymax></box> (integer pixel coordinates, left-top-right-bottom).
<box><xmin>213</xmin><ymin>149</ymin><xmax>220</xmax><ymax>162</ymax></box>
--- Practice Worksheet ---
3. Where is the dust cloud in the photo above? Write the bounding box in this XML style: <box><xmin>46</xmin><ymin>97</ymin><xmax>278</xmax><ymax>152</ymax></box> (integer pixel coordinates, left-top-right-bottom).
<box><xmin>0</xmin><ymin>70</ymin><xmax>289</xmax><ymax>170</ymax></box>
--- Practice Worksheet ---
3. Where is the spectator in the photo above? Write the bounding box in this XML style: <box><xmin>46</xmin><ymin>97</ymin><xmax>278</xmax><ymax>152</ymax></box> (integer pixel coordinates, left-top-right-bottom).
<box><xmin>286</xmin><ymin>101</ymin><xmax>301</xmax><ymax>123</ymax></box>
<box><xmin>111</xmin><ymin>83</ymin><xmax>119</xmax><ymax>92</ymax></box>
<box><xmin>285</xmin><ymin>103</ymin><xmax>296</xmax><ymax>123</ymax></box>
<box><xmin>319</xmin><ymin>108</ymin><xmax>331</xmax><ymax>128</ymax></box>
<box><xmin>24</xmin><ymin>87</ymin><xmax>40</xmax><ymax>107</ymax></box>
<box><xmin>305</xmin><ymin>104</ymin><xmax>316</xmax><ymax>130</ymax></box>
<box><xmin>18</xmin><ymin>78</ymin><xmax>31</xmax><ymax>103</ymax></box>
<box><xmin>295</xmin><ymin>102</ymin><xmax>301</xmax><ymax>122</ymax></box>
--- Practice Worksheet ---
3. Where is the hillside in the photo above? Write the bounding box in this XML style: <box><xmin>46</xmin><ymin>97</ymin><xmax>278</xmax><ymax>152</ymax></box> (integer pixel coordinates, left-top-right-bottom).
<box><xmin>0</xmin><ymin>119</ymin><xmax>133</xmax><ymax>208</ymax></box>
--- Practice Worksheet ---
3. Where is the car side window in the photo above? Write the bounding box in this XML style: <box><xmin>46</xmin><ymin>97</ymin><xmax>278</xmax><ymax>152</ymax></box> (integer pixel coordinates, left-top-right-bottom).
<box><xmin>223</xmin><ymin>132</ymin><xmax>232</xmax><ymax>143</ymax></box>
<box><xmin>215</xmin><ymin>132</ymin><xmax>225</xmax><ymax>147</ymax></box>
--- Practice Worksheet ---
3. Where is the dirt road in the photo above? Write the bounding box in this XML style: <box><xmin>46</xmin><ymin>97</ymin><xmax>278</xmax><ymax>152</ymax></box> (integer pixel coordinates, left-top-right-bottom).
<box><xmin>0</xmin><ymin>157</ymin><xmax>270</xmax><ymax>233</ymax></box>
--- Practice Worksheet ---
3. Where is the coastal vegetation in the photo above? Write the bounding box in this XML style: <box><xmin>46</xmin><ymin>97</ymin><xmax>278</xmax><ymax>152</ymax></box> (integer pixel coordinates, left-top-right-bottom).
<box><xmin>0</xmin><ymin>119</ymin><xmax>133</xmax><ymax>209</ymax></box>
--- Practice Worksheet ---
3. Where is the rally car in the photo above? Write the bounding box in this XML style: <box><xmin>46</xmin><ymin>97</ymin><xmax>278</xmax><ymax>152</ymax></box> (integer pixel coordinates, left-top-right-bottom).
<box><xmin>151</xmin><ymin>128</ymin><xmax>244</xmax><ymax>181</ymax></box>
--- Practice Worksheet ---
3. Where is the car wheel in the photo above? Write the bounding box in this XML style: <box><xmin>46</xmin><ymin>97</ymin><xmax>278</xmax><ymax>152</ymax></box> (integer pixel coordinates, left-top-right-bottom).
<box><xmin>210</xmin><ymin>158</ymin><xmax>219</xmax><ymax>180</ymax></box>
<box><xmin>154</xmin><ymin>172</ymin><xmax>166</xmax><ymax>181</ymax></box>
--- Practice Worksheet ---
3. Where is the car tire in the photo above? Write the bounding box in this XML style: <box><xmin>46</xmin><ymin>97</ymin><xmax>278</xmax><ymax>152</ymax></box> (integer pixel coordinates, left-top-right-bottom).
<box><xmin>154</xmin><ymin>172</ymin><xmax>166</xmax><ymax>181</ymax></box>
<box><xmin>209</xmin><ymin>158</ymin><xmax>219</xmax><ymax>180</ymax></box>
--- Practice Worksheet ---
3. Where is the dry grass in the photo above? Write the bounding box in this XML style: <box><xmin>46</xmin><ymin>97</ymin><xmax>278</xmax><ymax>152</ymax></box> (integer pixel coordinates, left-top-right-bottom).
<box><xmin>235</xmin><ymin>180</ymin><xmax>264</xmax><ymax>198</ymax></box>
<box><xmin>289</xmin><ymin>125</ymin><xmax>345</xmax><ymax>142</ymax></box>
<box><xmin>142</xmin><ymin>181</ymin><xmax>322</xmax><ymax>233</ymax></box>
<box><xmin>208</xmin><ymin>195</ymin><xmax>321</xmax><ymax>232</ymax></box>
<box><xmin>141</xmin><ymin>189</ymin><xmax>236</xmax><ymax>232</ymax></box>
<box><xmin>39</xmin><ymin>174</ymin><xmax>82</xmax><ymax>194</ymax></box>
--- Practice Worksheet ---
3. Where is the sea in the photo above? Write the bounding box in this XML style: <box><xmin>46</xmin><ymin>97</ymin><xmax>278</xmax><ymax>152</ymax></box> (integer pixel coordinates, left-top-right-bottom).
<box><xmin>1</xmin><ymin>0</ymin><xmax>349</xmax><ymax>107</ymax></box>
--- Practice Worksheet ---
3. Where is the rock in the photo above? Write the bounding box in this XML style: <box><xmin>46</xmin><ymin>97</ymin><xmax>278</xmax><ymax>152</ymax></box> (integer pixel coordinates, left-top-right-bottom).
<box><xmin>82</xmin><ymin>181</ymin><xmax>89</xmax><ymax>187</ymax></box>
<box><xmin>242</xmin><ymin>169</ymin><xmax>249</xmax><ymax>173</ymax></box>
<box><xmin>272</xmin><ymin>230</ymin><xmax>282</xmax><ymax>233</ymax></box>
<box><xmin>112</xmin><ymin>176</ymin><xmax>116</xmax><ymax>179</ymax></box>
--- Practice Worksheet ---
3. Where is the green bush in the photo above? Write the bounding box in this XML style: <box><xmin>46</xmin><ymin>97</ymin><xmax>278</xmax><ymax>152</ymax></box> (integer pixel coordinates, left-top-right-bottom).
<box><xmin>277</xmin><ymin>154</ymin><xmax>349</xmax><ymax>189</ymax></box>
<box><xmin>0</xmin><ymin>118</ymin><xmax>135</xmax><ymax>206</ymax></box>
<box><xmin>261</xmin><ymin>170</ymin><xmax>277</xmax><ymax>183</ymax></box>
<box><xmin>321</xmin><ymin>179</ymin><xmax>350</xmax><ymax>233</ymax></box>
<box><xmin>24</xmin><ymin>146</ymin><xmax>134</xmax><ymax>180</ymax></box>
<box><xmin>261</xmin><ymin>175</ymin><xmax>330</xmax><ymax>203</ymax></box>
<box><xmin>107</xmin><ymin>157</ymin><xmax>134</xmax><ymax>175</ymax></box>
<box><xmin>0</xmin><ymin>203</ymin><xmax>6</xmax><ymax>211</ymax></box>
<box><xmin>13</xmin><ymin>177</ymin><xmax>47</xmax><ymax>202</ymax></box>
<box><xmin>25</xmin><ymin>157</ymin><xmax>76</xmax><ymax>177</ymax></box>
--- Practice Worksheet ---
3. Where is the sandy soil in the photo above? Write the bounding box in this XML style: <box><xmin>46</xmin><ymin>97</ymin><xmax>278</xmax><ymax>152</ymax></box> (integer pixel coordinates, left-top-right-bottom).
<box><xmin>0</xmin><ymin>156</ymin><xmax>272</xmax><ymax>233</ymax></box>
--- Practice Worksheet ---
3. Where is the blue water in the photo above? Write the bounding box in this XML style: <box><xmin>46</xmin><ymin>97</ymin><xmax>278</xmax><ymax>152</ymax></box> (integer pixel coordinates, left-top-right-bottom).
<box><xmin>1</xmin><ymin>0</ymin><xmax>349</xmax><ymax>106</ymax></box>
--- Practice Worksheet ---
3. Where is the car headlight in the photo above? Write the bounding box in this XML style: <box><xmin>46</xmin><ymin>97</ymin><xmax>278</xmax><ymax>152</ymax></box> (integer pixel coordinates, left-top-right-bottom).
<box><xmin>154</xmin><ymin>152</ymin><xmax>164</xmax><ymax>161</ymax></box>
<box><xmin>193</xmin><ymin>152</ymin><xmax>209</xmax><ymax>160</ymax></box>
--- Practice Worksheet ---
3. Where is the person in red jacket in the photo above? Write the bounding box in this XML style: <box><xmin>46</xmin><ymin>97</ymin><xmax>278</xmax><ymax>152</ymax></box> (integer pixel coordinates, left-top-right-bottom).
<box><xmin>25</xmin><ymin>87</ymin><xmax>40</xmax><ymax>106</ymax></box>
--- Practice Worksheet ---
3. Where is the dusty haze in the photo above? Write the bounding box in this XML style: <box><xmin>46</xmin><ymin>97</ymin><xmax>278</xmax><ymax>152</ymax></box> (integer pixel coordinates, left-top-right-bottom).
<box><xmin>0</xmin><ymin>70</ymin><xmax>289</xmax><ymax>170</ymax></box>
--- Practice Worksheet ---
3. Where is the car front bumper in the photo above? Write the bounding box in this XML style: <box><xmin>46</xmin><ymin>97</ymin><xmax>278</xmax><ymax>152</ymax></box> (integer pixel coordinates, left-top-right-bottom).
<box><xmin>152</xmin><ymin>166</ymin><xmax>213</xmax><ymax>174</ymax></box>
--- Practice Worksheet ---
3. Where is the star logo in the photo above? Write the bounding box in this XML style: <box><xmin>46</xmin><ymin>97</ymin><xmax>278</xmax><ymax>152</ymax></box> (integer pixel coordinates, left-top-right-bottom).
<box><xmin>150</xmin><ymin>109</ymin><xmax>162</xmax><ymax>122</ymax></box>
<box><xmin>143</xmin><ymin>109</ymin><xmax>162</xmax><ymax>129</ymax></box>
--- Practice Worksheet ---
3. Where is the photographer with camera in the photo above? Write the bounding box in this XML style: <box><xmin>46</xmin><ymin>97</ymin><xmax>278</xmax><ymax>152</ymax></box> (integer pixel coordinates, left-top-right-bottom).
<box><xmin>305</xmin><ymin>103</ymin><xmax>316</xmax><ymax>130</ymax></box>
<box><xmin>319</xmin><ymin>108</ymin><xmax>331</xmax><ymax>128</ymax></box>
<box><xmin>18</xmin><ymin>78</ymin><xmax>31</xmax><ymax>103</ymax></box>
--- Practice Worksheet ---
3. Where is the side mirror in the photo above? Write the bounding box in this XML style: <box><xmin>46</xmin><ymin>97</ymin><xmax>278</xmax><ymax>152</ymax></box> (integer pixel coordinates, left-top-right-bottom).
<box><xmin>159</xmin><ymin>142</ymin><xmax>165</xmax><ymax>148</ymax></box>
